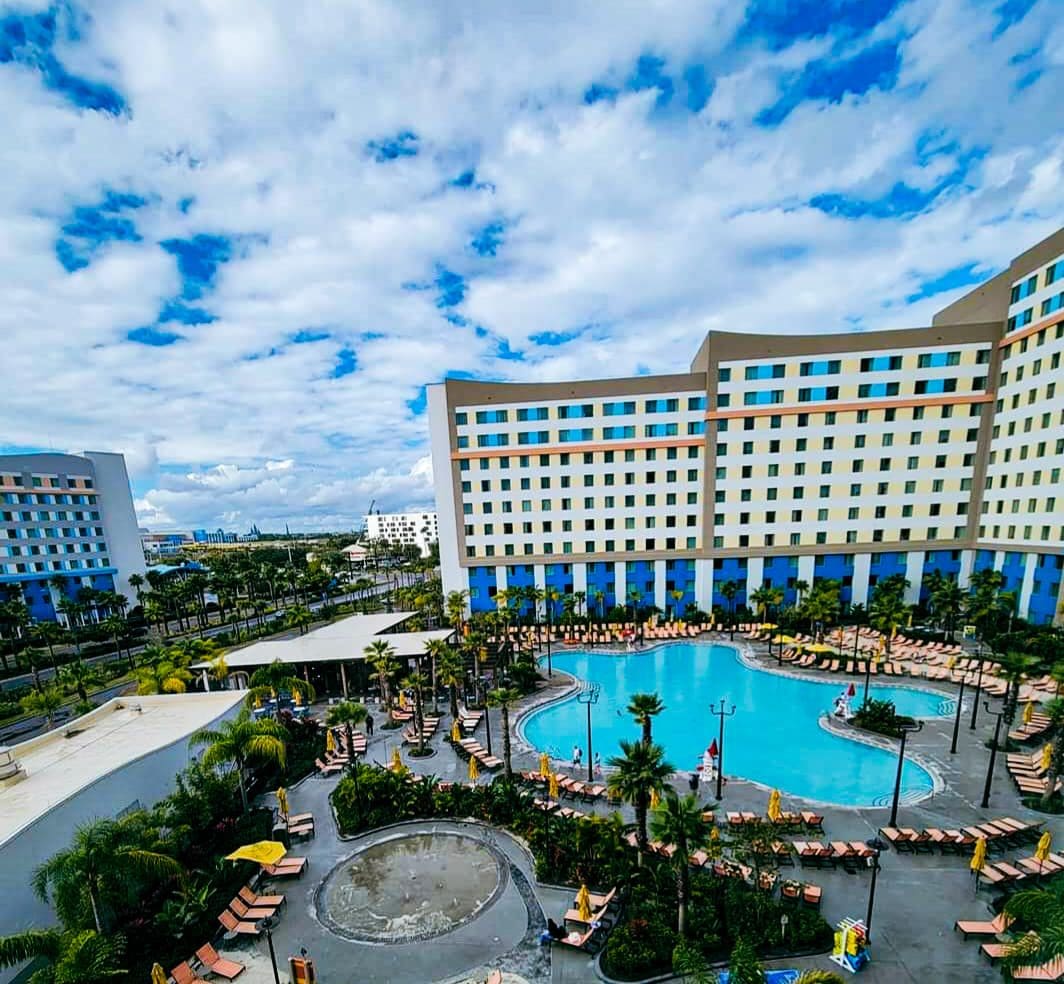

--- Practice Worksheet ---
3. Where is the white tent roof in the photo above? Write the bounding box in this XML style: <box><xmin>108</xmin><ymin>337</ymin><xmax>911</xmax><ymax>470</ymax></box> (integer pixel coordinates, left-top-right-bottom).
<box><xmin>194</xmin><ymin>612</ymin><xmax>453</xmax><ymax>669</ymax></box>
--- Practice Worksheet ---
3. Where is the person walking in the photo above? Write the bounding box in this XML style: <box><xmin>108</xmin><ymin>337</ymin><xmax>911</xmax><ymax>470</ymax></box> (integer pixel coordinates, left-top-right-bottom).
<box><xmin>572</xmin><ymin>744</ymin><xmax>582</xmax><ymax>770</ymax></box>
<box><xmin>593</xmin><ymin>752</ymin><xmax>603</xmax><ymax>777</ymax></box>
<box><xmin>365</xmin><ymin>713</ymin><xmax>374</xmax><ymax>736</ymax></box>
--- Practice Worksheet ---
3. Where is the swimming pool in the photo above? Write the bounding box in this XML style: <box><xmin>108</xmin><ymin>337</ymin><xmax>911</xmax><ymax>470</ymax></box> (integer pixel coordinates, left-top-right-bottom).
<box><xmin>520</xmin><ymin>644</ymin><xmax>949</xmax><ymax>807</ymax></box>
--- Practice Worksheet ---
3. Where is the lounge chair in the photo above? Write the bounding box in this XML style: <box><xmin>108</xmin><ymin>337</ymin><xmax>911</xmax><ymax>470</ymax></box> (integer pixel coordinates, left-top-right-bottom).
<box><xmin>218</xmin><ymin>909</ymin><xmax>259</xmax><ymax>937</ymax></box>
<box><xmin>954</xmin><ymin>911</ymin><xmax>1013</xmax><ymax>939</ymax></box>
<box><xmin>262</xmin><ymin>856</ymin><xmax>307</xmax><ymax>878</ymax></box>
<box><xmin>171</xmin><ymin>963</ymin><xmax>209</xmax><ymax>984</ymax></box>
<box><xmin>229</xmin><ymin>897</ymin><xmax>275</xmax><ymax>921</ymax></box>
<box><xmin>194</xmin><ymin>944</ymin><xmax>245</xmax><ymax>980</ymax></box>
<box><xmin>801</xmin><ymin>884</ymin><xmax>822</xmax><ymax>908</ymax></box>
<box><xmin>556</xmin><ymin>926</ymin><xmax>603</xmax><ymax>952</ymax></box>
<box><xmin>315</xmin><ymin>758</ymin><xmax>343</xmax><ymax>776</ymax></box>
<box><xmin>1012</xmin><ymin>956</ymin><xmax>1064</xmax><ymax>981</ymax></box>
<box><xmin>564</xmin><ymin>902</ymin><xmax>615</xmax><ymax>927</ymax></box>
<box><xmin>583</xmin><ymin>887</ymin><xmax>618</xmax><ymax>910</ymax></box>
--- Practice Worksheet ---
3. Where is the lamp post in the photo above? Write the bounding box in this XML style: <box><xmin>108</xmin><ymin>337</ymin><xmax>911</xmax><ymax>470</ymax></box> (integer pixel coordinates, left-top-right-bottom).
<box><xmin>577</xmin><ymin>683</ymin><xmax>601</xmax><ymax>782</ymax></box>
<box><xmin>888</xmin><ymin>720</ymin><xmax>923</xmax><ymax>827</ymax></box>
<box><xmin>969</xmin><ymin>643</ymin><xmax>985</xmax><ymax>731</ymax></box>
<box><xmin>483</xmin><ymin>691</ymin><xmax>493</xmax><ymax>756</ymax></box>
<box><xmin>709</xmin><ymin>697</ymin><xmax>736</xmax><ymax>801</ymax></box>
<box><xmin>950</xmin><ymin>672</ymin><xmax>967</xmax><ymax>755</ymax></box>
<box><xmin>981</xmin><ymin>700</ymin><xmax>1006</xmax><ymax>809</ymax></box>
<box><xmin>865</xmin><ymin>848</ymin><xmax>882</xmax><ymax>940</ymax></box>
<box><xmin>262</xmin><ymin>914</ymin><xmax>282</xmax><ymax>984</ymax></box>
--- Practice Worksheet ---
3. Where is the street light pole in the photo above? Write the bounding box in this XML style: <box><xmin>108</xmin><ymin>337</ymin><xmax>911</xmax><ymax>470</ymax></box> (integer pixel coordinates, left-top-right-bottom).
<box><xmin>865</xmin><ymin>849</ymin><xmax>882</xmax><ymax>940</ymax></box>
<box><xmin>969</xmin><ymin>644</ymin><xmax>985</xmax><ymax>731</ymax></box>
<box><xmin>577</xmin><ymin>683</ymin><xmax>601</xmax><ymax>782</ymax></box>
<box><xmin>889</xmin><ymin>721</ymin><xmax>923</xmax><ymax>827</ymax></box>
<box><xmin>709</xmin><ymin>697</ymin><xmax>736</xmax><ymax>801</ymax></box>
<box><xmin>262</xmin><ymin>915</ymin><xmax>282</xmax><ymax>984</ymax></box>
<box><xmin>483</xmin><ymin>695</ymin><xmax>493</xmax><ymax>756</ymax></box>
<box><xmin>981</xmin><ymin>700</ymin><xmax>1005</xmax><ymax>809</ymax></box>
<box><xmin>950</xmin><ymin>673</ymin><xmax>967</xmax><ymax>754</ymax></box>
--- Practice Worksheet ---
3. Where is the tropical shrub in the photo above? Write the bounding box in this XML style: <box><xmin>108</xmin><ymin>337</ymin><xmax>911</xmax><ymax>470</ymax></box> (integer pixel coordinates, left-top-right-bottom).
<box><xmin>851</xmin><ymin>698</ymin><xmax>914</xmax><ymax>738</ymax></box>
<box><xmin>601</xmin><ymin>917</ymin><xmax>679</xmax><ymax>980</ymax></box>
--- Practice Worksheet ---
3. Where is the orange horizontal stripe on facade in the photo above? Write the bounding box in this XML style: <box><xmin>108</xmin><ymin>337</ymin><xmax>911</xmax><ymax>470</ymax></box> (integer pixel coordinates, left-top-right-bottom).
<box><xmin>998</xmin><ymin>310</ymin><xmax>1064</xmax><ymax>348</ymax></box>
<box><xmin>704</xmin><ymin>393</ymin><xmax>995</xmax><ymax>421</ymax></box>
<box><xmin>450</xmin><ymin>436</ymin><xmax>704</xmax><ymax>461</ymax></box>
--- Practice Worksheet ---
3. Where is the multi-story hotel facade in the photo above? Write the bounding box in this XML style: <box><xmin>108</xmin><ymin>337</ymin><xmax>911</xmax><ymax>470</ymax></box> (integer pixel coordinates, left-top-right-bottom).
<box><xmin>428</xmin><ymin>229</ymin><xmax>1064</xmax><ymax>626</ymax></box>
<box><xmin>0</xmin><ymin>451</ymin><xmax>147</xmax><ymax>621</ymax></box>
<box><xmin>365</xmin><ymin>510</ymin><xmax>440</xmax><ymax>558</ymax></box>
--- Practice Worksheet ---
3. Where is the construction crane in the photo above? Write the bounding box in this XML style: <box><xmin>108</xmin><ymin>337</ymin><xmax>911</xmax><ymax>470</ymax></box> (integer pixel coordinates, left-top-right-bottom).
<box><xmin>357</xmin><ymin>500</ymin><xmax>375</xmax><ymax>543</ymax></box>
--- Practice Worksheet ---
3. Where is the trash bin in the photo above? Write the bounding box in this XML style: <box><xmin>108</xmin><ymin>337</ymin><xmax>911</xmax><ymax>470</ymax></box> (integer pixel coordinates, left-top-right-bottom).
<box><xmin>688</xmin><ymin>774</ymin><xmax>699</xmax><ymax>791</ymax></box>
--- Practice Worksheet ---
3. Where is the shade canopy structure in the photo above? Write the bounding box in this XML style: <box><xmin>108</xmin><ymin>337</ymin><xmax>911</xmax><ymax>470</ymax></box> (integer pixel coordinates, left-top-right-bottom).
<box><xmin>759</xmin><ymin>623</ymin><xmax>778</xmax><ymax>631</ymax></box>
<box><xmin>226</xmin><ymin>840</ymin><xmax>287</xmax><ymax>865</ymax></box>
<box><xmin>803</xmin><ymin>643</ymin><xmax>835</xmax><ymax>654</ymax></box>
<box><xmin>771</xmin><ymin>634</ymin><xmax>797</xmax><ymax>645</ymax></box>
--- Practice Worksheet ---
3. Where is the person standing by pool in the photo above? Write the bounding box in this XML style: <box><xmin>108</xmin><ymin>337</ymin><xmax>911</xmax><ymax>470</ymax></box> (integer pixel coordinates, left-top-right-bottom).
<box><xmin>594</xmin><ymin>752</ymin><xmax>603</xmax><ymax>776</ymax></box>
<box><xmin>572</xmin><ymin>744</ymin><xmax>582</xmax><ymax>769</ymax></box>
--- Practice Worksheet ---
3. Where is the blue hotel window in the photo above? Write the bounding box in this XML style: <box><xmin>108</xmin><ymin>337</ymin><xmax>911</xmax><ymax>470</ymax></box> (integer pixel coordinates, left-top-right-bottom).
<box><xmin>558</xmin><ymin>404</ymin><xmax>594</xmax><ymax>419</ymax></box>
<box><xmin>517</xmin><ymin>407</ymin><xmax>549</xmax><ymax>421</ymax></box>
<box><xmin>603</xmin><ymin>401</ymin><xmax>636</xmax><ymax>415</ymax></box>
<box><xmin>859</xmin><ymin>356</ymin><xmax>902</xmax><ymax>371</ymax></box>
<box><xmin>475</xmin><ymin>409</ymin><xmax>509</xmax><ymax>424</ymax></box>
<box><xmin>558</xmin><ymin>428</ymin><xmax>594</xmax><ymax>442</ymax></box>
<box><xmin>799</xmin><ymin>360</ymin><xmax>840</xmax><ymax>376</ymax></box>
<box><xmin>687</xmin><ymin>396</ymin><xmax>706</xmax><ymax>411</ymax></box>
<box><xmin>517</xmin><ymin>431</ymin><xmax>549</xmax><ymax>445</ymax></box>
<box><xmin>477</xmin><ymin>433</ymin><xmax>510</xmax><ymax>447</ymax></box>
<box><xmin>603</xmin><ymin>426</ymin><xmax>635</xmax><ymax>439</ymax></box>
<box><xmin>914</xmin><ymin>378</ymin><xmax>957</xmax><ymax>395</ymax></box>
<box><xmin>744</xmin><ymin>390</ymin><xmax>783</xmax><ymax>406</ymax></box>
<box><xmin>717</xmin><ymin>394</ymin><xmax>730</xmax><ymax>408</ymax></box>
<box><xmin>1040</xmin><ymin>292</ymin><xmax>1064</xmax><ymax>317</ymax></box>
<box><xmin>455</xmin><ymin>412</ymin><xmax>468</xmax><ymax>425</ymax></box>
<box><xmin>457</xmin><ymin>436</ymin><xmax>469</xmax><ymax>448</ymax></box>
<box><xmin>1047</xmin><ymin>263</ymin><xmax>1060</xmax><ymax>286</ymax></box>
<box><xmin>1010</xmin><ymin>275</ymin><xmax>1038</xmax><ymax>303</ymax></box>
<box><xmin>645</xmin><ymin>423</ymin><xmax>678</xmax><ymax>437</ymax></box>
<box><xmin>718</xmin><ymin>368</ymin><xmax>731</xmax><ymax>382</ymax></box>
<box><xmin>687</xmin><ymin>421</ymin><xmax>706</xmax><ymax>435</ymax></box>
<box><xmin>645</xmin><ymin>398</ymin><xmax>679</xmax><ymax>413</ymax></box>
<box><xmin>745</xmin><ymin>364</ymin><xmax>785</xmax><ymax>380</ymax></box>
<box><xmin>797</xmin><ymin>386</ymin><xmax>839</xmax><ymax>402</ymax></box>
<box><xmin>1007</xmin><ymin>308</ymin><xmax>1034</xmax><ymax>332</ymax></box>
<box><xmin>917</xmin><ymin>352</ymin><xmax>960</xmax><ymax>368</ymax></box>
<box><xmin>858</xmin><ymin>382</ymin><xmax>900</xmax><ymax>398</ymax></box>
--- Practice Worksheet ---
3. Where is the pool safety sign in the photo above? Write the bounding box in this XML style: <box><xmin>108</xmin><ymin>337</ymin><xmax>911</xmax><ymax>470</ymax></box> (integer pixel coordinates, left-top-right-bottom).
<box><xmin>830</xmin><ymin>917</ymin><xmax>870</xmax><ymax>973</ymax></box>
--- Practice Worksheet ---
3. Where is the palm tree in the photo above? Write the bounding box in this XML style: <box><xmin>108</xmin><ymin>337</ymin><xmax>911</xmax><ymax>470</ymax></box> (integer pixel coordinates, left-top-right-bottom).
<box><xmin>31</xmin><ymin>620</ymin><xmax>67</xmax><ymax>672</ymax></box>
<box><xmin>800</xmin><ymin>581</ymin><xmax>840</xmax><ymax>641</ymax></box>
<box><xmin>591</xmin><ymin>589</ymin><xmax>605</xmax><ymax>623</ymax></box>
<box><xmin>931</xmin><ymin>577</ymin><xmax>965</xmax><ymax>642</ymax></box>
<box><xmin>793</xmin><ymin>972</ymin><xmax>845</xmax><ymax>984</ymax></box>
<box><xmin>1001</xmin><ymin>878</ymin><xmax>1064</xmax><ymax>974</ymax></box>
<box><xmin>669</xmin><ymin>589</ymin><xmax>684</xmax><ymax>621</ymax></box>
<box><xmin>606</xmin><ymin>739</ymin><xmax>674</xmax><ymax>866</ymax></box>
<box><xmin>135</xmin><ymin>659</ymin><xmax>192</xmax><ymax>695</ymax></box>
<box><xmin>719</xmin><ymin>580</ymin><xmax>739</xmax><ymax>639</ymax></box>
<box><xmin>33</xmin><ymin>818</ymin><xmax>181</xmax><ymax>933</ymax></box>
<box><xmin>101</xmin><ymin>614</ymin><xmax>132</xmax><ymax>670</ymax></box>
<box><xmin>996</xmin><ymin>645</ymin><xmax>1042</xmax><ymax>731</ymax></box>
<box><xmin>60</xmin><ymin>659</ymin><xmax>100</xmax><ymax>704</ymax></box>
<box><xmin>1040</xmin><ymin>698</ymin><xmax>1064</xmax><ymax>809</ymax></box>
<box><xmin>364</xmin><ymin>640</ymin><xmax>399</xmax><ymax>710</ymax></box>
<box><xmin>794</xmin><ymin>579</ymin><xmax>809</xmax><ymax>605</ymax></box>
<box><xmin>401</xmin><ymin>670</ymin><xmax>430</xmax><ymax>753</ymax></box>
<box><xmin>627</xmin><ymin>692</ymin><xmax>666</xmax><ymax>745</ymax></box>
<box><xmin>325</xmin><ymin>701</ymin><xmax>369</xmax><ymax>774</ymax></box>
<box><xmin>649</xmin><ymin>790</ymin><xmax>709</xmax><ymax>934</ymax></box>
<box><xmin>868</xmin><ymin>588</ymin><xmax>909</xmax><ymax>667</ymax></box>
<box><xmin>749</xmin><ymin>585</ymin><xmax>782</xmax><ymax>625</ymax></box>
<box><xmin>190</xmin><ymin>709</ymin><xmax>288</xmax><ymax>813</ymax></box>
<box><xmin>438</xmin><ymin>648</ymin><xmax>465</xmax><ymax>720</ymax></box>
<box><xmin>0</xmin><ymin>928</ymin><xmax>127</xmax><ymax>983</ymax></box>
<box><xmin>284</xmin><ymin>604</ymin><xmax>313</xmax><ymax>635</ymax></box>
<box><xmin>486</xmin><ymin>686</ymin><xmax>522</xmax><ymax>780</ymax></box>
<box><xmin>246</xmin><ymin>658</ymin><xmax>315</xmax><ymax>706</ymax></box>
<box><xmin>424</xmin><ymin>637</ymin><xmax>449</xmax><ymax>713</ymax></box>
<box><xmin>16</xmin><ymin>646</ymin><xmax>47</xmax><ymax>693</ymax></box>
<box><xmin>445</xmin><ymin>590</ymin><xmax>468</xmax><ymax>635</ymax></box>
<box><xmin>726</xmin><ymin>937</ymin><xmax>766</xmax><ymax>984</ymax></box>
<box><xmin>20</xmin><ymin>685</ymin><xmax>64</xmax><ymax>731</ymax></box>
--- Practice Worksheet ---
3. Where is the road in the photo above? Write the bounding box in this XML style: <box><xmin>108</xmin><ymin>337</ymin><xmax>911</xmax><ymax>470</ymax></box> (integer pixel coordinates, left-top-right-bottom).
<box><xmin>0</xmin><ymin>575</ymin><xmax>422</xmax><ymax>742</ymax></box>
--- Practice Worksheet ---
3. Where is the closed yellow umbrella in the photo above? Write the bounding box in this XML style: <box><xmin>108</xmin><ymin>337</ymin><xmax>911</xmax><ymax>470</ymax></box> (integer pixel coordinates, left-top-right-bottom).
<box><xmin>451</xmin><ymin>720</ymin><xmax>462</xmax><ymax>742</ymax></box>
<box><xmin>767</xmin><ymin>789</ymin><xmax>781</xmax><ymax>822</ymax></box>
<box><xmin>1042</xmin><ymin>744</ymin><xmax>1053</xmax><ymax>771</ymax></box>
<box><xmin>391</xmin><ymin>746</ymin><xmax>403</xmax><ymax>771</ymax></box>
<box><xmin>771</xmin><ymin>635</ymin><xmax>796</xmax><ymax>645</ymax></box>
<box><xmin>293</xmin><ymin>689</ymin><xmax>302</xmax><ymax>707</ymax></box>
<box><xmin>225</xmin><ymin>840</ymin><xmax>287</xmax><ymax>865</ymax></box>
<box><xmin>576</xmin><ymin>883</ymin><xmax>591</xmax><ymax>909</ymax></box>
<box><xmin>276</xmin><ymin>787</ymin><xmax>289</xmax><ymax>818</ymax></box>
<box><xmin>254</xmin><ymin>695</ymin><xmax>263</xmax><ymax>709</ymax></box>
<box><xmin>468</xmin><ymin>756</ymin><xmax>480</xmax><ymax>782</ymax></box>
<box><xmin>650</xmin><ymin>788</ymin><xmax>660</xmax><ymax>809</ymax></box>
<box><xmin>398</xmin><ymin>691</ymin><xmax>407</xmax><ymax>710</ymax></box>
<box><xmin>577</xmin><ymin>890</ymin><xmax>593</xmax><ymax>923</ymax></box>
<box><xmin>1036</xmin><ymin>831</ymin><xmax>1052</xmax><ymax>862</ymax></box>
<box><xmin>549</xmin><ymin>773</ymin><xmax>559</xmax><ymax>800</ymax></box>
<box><xmin>1023</xmin><ymin>701</ymin><xmax>1035</xmax><ymax>725</ymax></box>
<box><xmin>151</xmin><ymin>964</ymin><xmax>167</xmax><ymax>984</ymax></box>
<box><xmin>326</xmin><ymin>730</ymin><xmax>336</xmax><ymax>754</ymax></box>
<box><xmin>970</xmin><ymin>837</ymin><xmax>987</xmax><ymax>874</ymax></box>
<box><xmin>539</xmin><ymin>752</ymin><xmax>550</xmax><ymax>777</ymax></box>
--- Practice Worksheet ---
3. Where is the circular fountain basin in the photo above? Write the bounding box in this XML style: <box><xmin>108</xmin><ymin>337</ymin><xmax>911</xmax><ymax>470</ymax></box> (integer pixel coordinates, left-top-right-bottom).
<box><xmin>318</xmin><ymin>832</ymin><xmax>506</xmax><ymax>943</ymax></box>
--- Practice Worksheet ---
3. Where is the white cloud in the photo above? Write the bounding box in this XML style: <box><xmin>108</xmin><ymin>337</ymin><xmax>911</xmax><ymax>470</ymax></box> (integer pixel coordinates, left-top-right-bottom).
<box><xmin>1</xmin><ymin>0</ymin><xmax>1061</xmax><ymax>530</ymax></box>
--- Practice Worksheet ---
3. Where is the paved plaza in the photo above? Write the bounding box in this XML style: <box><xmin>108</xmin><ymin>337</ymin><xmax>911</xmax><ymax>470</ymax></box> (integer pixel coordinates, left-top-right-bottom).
<box><xmin>213</xmin><ymin>638</ymin><xmax>1063</xmax><ymax>983</ymax></box>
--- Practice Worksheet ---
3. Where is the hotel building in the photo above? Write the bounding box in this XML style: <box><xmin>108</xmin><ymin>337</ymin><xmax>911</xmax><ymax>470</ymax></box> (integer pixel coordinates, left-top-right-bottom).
<box><xmin>365</xmin><ymin>510</ymin><xmax>440</xmax><ymax>558</ymax></box>
<box><xmin>428</xmin><ymin>229</ymin><xmax>1064</xmax><ymax>625</ymax></box>
<box><xmin>0</xmin><ymin>451</ymin><xmax>147</xmax><ymax>620</ymax></box>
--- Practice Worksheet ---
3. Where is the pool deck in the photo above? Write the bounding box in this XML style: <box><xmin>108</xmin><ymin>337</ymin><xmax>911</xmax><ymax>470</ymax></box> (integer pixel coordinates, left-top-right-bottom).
<box><xmin>220</xmin><ymin>634</ymin><xmax>1061</xmax><ymax>983</ymax></box>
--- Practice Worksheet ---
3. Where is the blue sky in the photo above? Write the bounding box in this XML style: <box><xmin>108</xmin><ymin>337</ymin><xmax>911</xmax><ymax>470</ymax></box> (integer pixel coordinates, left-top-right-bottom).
<box><xmin>0</xmin><ymin>0</ymin><xmax>1061</xmax><ymax>530</ymax></box>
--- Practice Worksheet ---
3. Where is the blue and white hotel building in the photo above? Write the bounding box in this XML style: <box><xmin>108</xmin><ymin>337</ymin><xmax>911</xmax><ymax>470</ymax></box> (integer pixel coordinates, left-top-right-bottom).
<box><xmin>429</xmin><ymin>228</ymin><xmax>1064</xmax><ymax>626</ymax></box>
<box><xmin>0</xmin><ymin>452</ymin><xmax>147</xmax><ymax>621</ymax></box>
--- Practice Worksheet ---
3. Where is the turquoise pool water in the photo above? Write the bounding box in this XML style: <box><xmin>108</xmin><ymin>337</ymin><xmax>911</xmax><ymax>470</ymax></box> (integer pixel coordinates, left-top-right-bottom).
<box><xmin>521</xmin><ymin>644</ymin><xmax>949</xmax><ymax>807</ymax></box>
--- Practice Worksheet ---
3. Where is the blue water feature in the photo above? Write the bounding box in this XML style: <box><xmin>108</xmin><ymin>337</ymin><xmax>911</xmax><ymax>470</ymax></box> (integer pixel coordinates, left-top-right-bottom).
<box><xmin>521</xmin><ymin>644</ymin><xmax>949</xmax><ymax>807</ymax></box>
<box><xmin>719</xmin><ymin>972</ymin><xmax>799</xmax><ymax>984</ymax></box>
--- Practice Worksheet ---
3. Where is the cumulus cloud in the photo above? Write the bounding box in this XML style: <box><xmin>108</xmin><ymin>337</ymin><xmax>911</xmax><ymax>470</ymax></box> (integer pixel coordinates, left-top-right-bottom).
<box><xmin>0</xmin><ymin>0</ymin><xmax>1061</xmax><ymax>530</ymax></box>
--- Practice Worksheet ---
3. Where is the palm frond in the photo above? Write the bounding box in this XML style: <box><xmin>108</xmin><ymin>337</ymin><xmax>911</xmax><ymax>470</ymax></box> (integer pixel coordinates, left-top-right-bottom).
<box><xmin>0</xmin><ymin>929</ymin><xmax>62</xmax><ymax>966</ymax></box>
